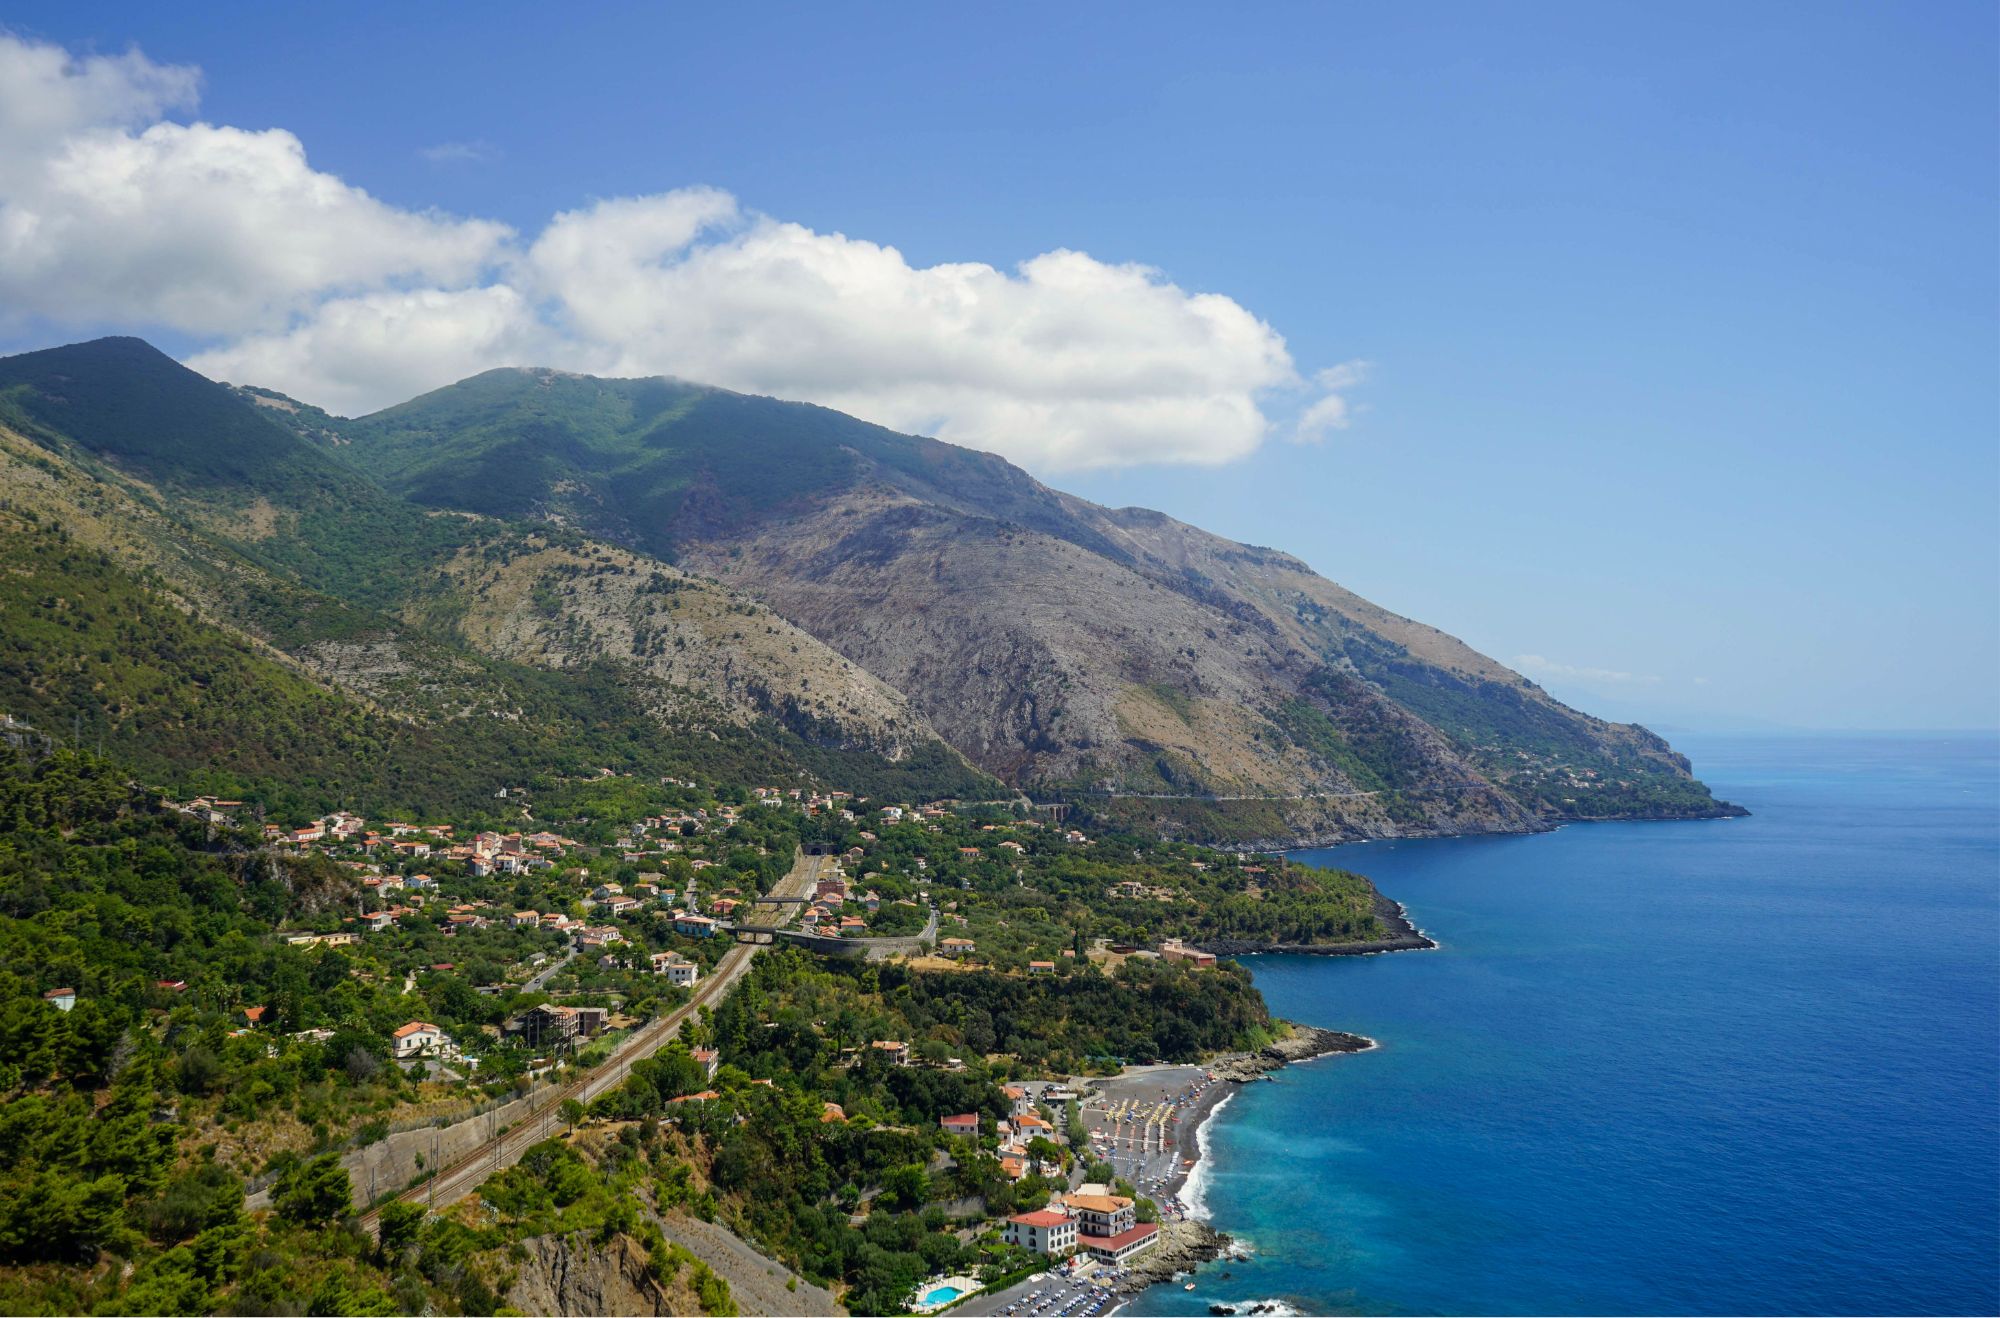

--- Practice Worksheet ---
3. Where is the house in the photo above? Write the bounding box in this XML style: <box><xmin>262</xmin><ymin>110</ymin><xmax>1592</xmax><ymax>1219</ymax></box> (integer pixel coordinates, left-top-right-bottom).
<box><xmin>42</xmin><ymin>987</ymin><xmax>75</xmax><ymax>1012</ymax></box>
<box><xmin>604</xmin><ymin>894</ymin><xmax>641</xmax><ymax>916</ymax></box>
<box><xmin>1002</xmin><ymin>1084</ymin><xmax>1033</xmax><ymax>1118</ymax></box>
<box><xmin>591</xmin><ymin>883</ymin><xmax>623</xmax><ymax>901</ymax></box>
<box><xmin>240</xmin><ymin>1005</ymin><xmax>269</xmax><ymax>1026</ymax></box>
<box><xmin>573</xmin><ymin>1006</ymin><xmax>609</xmax><ymax>1037</ymax></box>
<box><xmin>674</xmin><ymin>913</ymin><xmax>718</xmax><ymax>937</ymax></box>
<box><xmin>821</xmin><ymin>1102</ymin><xmax>846</xmax><ymax>1123</ymax></box>
<box><xmin>650</xmin><ymin>951</ymin><xmax>700</xmax><ymax>987</ymax></box>
<box><xmin>940</xmin><ymin>937</ymin><xmax>976</xmax><ymax>958</ymax></box>
<box><xmin>956</xmin><ymin>846</ymin><xmax>981</xmax><ymax>859</ymax></box>
<box><xmin>869</xmin><ymin>1039</ymin><xmax>911</xmax><ymax>1066</ymax></box>
<box><xmin>692</xmin><ymin>1047</ymin><xmax>720</xmax><ymax>1079</ymax></box>
<box><xmin>1016</xmin><ymin>1113</ymin><xmax>1054</xmax><ymax>1138</ymax></box>
<box><xmin>1161</xmin><ymin>938</ymin><xmax>1217</xmax><ymax>968</ymax></box>
<box><xmin>391</xmin><ymin>1021</ymin><xmax>449</xmax><ymax>1059</ymax></box>
<box><xmin>1004</xmin><ymin>1209</ymin><xmax>1078</xmax><ymax>1256</ymax></box>
<box><xmin>512</xmin><ymin>911</ymin><xmax>542</xmax><ymax>928</ymax></box>
<box><xmin>1028</xmin><ymin>960</ymin><xmax>1056</xmax><ymax>975</ymax></box>
<box><xmin>838</xmin><ymin>916</ymin><xmax>867</xmax><ymax>936</ymax></box>
<box><xmin>939</xmin><ymin>1113</ymin><xmax>981</xmax><ymax>1136</ymax></box>
<box><xmin>155</xmin><ymin>979</ymin><xmax>187</xmax><ymax>993</ymax></box>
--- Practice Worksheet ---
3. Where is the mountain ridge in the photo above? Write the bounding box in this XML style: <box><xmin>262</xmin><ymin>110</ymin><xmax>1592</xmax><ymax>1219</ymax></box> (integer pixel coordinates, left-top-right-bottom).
<box><xmin>1</xmin><ymin>337</ymin><xmax>1741</xmax><ymax>841</ymax></box>
<box><xmin>310</xmin><ymin>357</ymin><xmax>1743</xmax><ymax>842</ymax></box>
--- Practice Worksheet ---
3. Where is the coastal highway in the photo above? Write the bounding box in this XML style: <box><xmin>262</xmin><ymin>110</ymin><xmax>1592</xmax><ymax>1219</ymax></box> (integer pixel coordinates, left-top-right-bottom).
<box><xmin>354</xmin><ymin>849</ymin><xmax>831</xmax><ymax>1233</ymax></box>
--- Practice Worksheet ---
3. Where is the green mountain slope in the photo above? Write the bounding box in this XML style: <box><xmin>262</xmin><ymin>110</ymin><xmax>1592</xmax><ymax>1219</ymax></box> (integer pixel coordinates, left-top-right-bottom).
<box><xmin>0</xmin><ymin>341</ymin><xmax>993</xmax><ymax>815</ymax></box>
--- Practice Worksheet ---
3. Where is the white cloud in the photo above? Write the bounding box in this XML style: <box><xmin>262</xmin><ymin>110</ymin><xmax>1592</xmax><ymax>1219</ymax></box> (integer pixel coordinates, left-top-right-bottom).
<box><xmin>0</xmin><ymin>34</ymin><xmax>508</xmax><ymax>334</ymax></box>
<box><xmin>1513</xmin><ymin>654</ymin><xmax>1662</xmax><ymax>686</ymax></box>
<box><xmin>0</xmin><ymin>32</ymin><xmax>1365</xmax><ymax>471</ymax></box>
<box><xmin>186</xmin><ymin>286</ymin><xmax>558</xmax><ymax>417</ymax></box>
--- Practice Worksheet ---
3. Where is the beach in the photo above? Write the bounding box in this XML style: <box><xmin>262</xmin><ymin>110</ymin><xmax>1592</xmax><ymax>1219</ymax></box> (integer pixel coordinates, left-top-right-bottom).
<box><xmin>954</xmin><ymin>1024</ymin><xmax>1370</xmax><ymax>1317</ymax></box>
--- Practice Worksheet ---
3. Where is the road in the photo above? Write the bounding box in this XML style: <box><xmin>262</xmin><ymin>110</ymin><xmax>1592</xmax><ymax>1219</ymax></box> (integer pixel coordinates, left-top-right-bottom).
<box><xmin>857</xmin><ymin>903</ymin><xmax>940</xmax><ymax>959</ymax></box>
<box><xmin>521</xmin><ymin>944</ymin><xmax>575</xmax><ymax>993</ymax></box>
<box><xmin>355</xmin><ymin>849</ymin><xmax>832</xmax><ymax>1231</ymax></box>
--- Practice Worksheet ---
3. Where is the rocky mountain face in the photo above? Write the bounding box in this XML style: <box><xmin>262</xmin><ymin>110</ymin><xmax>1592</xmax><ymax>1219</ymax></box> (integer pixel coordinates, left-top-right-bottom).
<box><xmin>325</xmin><ymin>365</ymin><xmax>1741</xmax><ymax>843</ymax></box>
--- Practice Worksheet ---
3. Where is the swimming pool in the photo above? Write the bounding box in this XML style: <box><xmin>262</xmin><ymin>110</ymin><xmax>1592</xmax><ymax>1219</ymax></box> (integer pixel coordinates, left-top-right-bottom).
<box><xmin>921</xmin><ymin>1285</ymin><xmax>963</xmax><ymax>1306</ymax></box>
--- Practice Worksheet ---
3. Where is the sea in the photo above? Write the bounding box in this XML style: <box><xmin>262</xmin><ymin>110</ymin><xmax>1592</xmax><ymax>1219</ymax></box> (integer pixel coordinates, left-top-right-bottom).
<box><xmin>1126</xmin><ymin>733</ymin><xmax>2000</xmax><ymax>1317</ymax></box>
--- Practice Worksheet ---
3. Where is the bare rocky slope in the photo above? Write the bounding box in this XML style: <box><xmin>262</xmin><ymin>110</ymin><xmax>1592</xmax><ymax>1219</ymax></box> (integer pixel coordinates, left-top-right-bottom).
<box><xmin>327</xmin><ymin>366</ymin><xmax>1740</xmax><ymax>843</ymax></box>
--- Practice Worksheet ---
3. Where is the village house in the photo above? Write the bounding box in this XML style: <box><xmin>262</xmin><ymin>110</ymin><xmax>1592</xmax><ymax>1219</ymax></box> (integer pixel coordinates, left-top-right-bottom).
<box><xmin>42</xmin><ymin>987</ymin><xmax>75</xmax><ymax>1012</ymax></box>
<box><xmin>692</xmin><ymin>1047</ymin><xmax>720</xmax><ymax>1079</ymax></box>
<box><xmin>1161</xmin><ymin>938</ymin><xmax>1218</xmax><ymax>968</ymax></box>
<box><xmin>869</xmin><ymin>1039</ymin><xmax>911</xmax><ymax>1066</ymax></box>
<box><xmin>512</xmin><ymin>911</ymin><xmax>541</xmax><ymax>928</ymax></box>
<box><xmin>391</xmin><ymin>1021</ymin><xmax>450</xmax><ymax>1059</ymax></box>
<box><xmin>650</xmin><ymin>951</ymin><xmax>700</xmax><ymax>987</ymax></box>
<box><xmin>673</xmin><ymin>913</ymin><xmax>718</xmax><ymax>937</ymax></box>
<box><xmin>939</xmin><ymin>1113</ymin><xmax>981</xmax><ymax>1136</ymax></box>
<box><xmin>1029</xmin><ymin>960</ymin><xmax>1056</xmax><ymax>975</ymax></box>
<box><xmin>941</xmin><ymin>936</ymin><xmax>976</xmax><ymax>958</ymax></box>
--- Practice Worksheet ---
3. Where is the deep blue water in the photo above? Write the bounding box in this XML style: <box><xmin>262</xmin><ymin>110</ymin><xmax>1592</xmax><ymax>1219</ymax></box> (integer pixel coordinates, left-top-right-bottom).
<box><xmin>1128</xmin><ymin>734</ymin><xmax>2000</xmax><ymax>1317</ymax></box>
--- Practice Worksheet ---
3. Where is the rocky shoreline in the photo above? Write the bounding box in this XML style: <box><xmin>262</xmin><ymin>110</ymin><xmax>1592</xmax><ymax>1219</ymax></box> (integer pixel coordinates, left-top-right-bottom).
<box><xmin>1198</xmin><ymin>892</ymin><xmax>1437</xmax><ymax>958</ymax></box>
<box><xmin>1207</xmin><ymin>1021</ymin><xmax>1376</xmax><ymax>1083</ymax></box>
<box><xmin>1111</xmin><ymin>1217</ymin><xmax>1233</xmax><ymax>1295</ymax></box>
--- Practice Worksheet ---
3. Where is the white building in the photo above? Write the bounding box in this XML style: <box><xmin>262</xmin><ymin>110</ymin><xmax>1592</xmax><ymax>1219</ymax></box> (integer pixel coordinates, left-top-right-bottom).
<box><xmin>1004</xmin><ymin>1209</ymin><xmax>1078</xmax><ymax>1256</ymax></box>
<box><xmin>391</xmin><ymin>1020</ymin><xmax>450</xmax><ymax>1059</ymax></box>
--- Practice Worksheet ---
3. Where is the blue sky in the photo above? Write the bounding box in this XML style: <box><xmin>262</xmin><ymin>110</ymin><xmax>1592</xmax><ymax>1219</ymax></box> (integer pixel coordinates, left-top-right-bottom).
<box><xmin>3</xmin><ymin>2</ymin><xmax>1995</xmax><ymax>730</ymax></box>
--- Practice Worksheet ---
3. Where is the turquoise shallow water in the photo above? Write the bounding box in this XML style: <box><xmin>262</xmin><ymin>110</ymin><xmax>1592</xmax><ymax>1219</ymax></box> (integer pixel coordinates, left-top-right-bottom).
<box><xmin>1127</xmin><ymin>733</ymin><xmax>2000</xmax><ymax>1316</ymax></box>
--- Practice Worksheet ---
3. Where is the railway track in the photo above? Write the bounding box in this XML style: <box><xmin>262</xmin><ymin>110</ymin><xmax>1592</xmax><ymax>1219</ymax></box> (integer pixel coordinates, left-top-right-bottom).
<box><xmin>355</xmin><ymin>851</ymin><xmax>830</xmax><ymax>1232</ymax></box>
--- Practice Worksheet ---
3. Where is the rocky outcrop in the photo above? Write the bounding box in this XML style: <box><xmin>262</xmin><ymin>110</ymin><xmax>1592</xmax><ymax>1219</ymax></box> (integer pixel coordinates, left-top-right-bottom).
<box><xmin>656</xmin><ymin>1210</ymin><xmax>844</xmax><ymax>1317</ymax></box>
<box><xmin>1109</xmin><ymin>1219</ymin><xmax>1232</xmax><ymax>1296</ymax></box>
<box><xmin>1207</xmin><ymin>1022</ymin><xmax>1377</xmax><ymax>1084</ymax></box>
<box><xmin>507</xmin><ymin>1231</ymin><xmax>670</xmax><ymax>1317</ymax></box>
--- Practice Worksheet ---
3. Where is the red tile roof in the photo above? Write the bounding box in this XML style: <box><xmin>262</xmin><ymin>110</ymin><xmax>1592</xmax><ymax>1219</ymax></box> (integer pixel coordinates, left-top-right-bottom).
<box><xmin>1011</xmin><ymin>1209</ymin><xmax>1070</xmax><ymax>1227</ymax></box>
<box><xmin>1081</xmin><ymin>1222</ymin><xmax>1159</xmax><ymax>1251</ymax></box>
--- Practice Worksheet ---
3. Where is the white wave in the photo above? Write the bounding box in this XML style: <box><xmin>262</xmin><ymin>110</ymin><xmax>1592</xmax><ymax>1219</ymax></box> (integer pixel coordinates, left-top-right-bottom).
<box><xmin>1181</xmin><ymin>1090</ymin><xmax>1235</xmax><ymax>1222</ymax></box>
